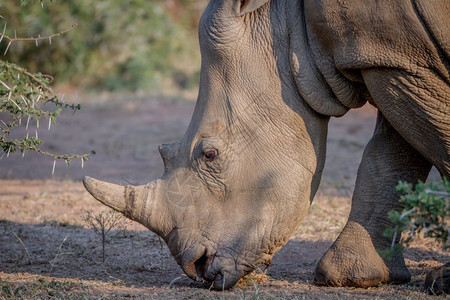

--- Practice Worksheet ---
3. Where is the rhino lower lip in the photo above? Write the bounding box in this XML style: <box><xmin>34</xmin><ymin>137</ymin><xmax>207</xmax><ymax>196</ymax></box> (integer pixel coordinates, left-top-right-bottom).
<box><xmin>181</xmin><ymin>263</ymin><xmax>199</xmax><ymax>281</ymax></box>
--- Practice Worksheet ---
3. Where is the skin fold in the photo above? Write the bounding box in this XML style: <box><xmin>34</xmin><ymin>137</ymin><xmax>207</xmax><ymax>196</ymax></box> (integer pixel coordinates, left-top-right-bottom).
<box><xmin>84</xmin><ymin>0</ymin><xmax>449</xmax><ymax>290</ymax></box>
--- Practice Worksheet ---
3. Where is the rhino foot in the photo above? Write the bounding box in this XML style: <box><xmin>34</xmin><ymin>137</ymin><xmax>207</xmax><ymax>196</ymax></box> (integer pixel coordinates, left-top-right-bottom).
<box><xmin>314</xmin><ymin>221</ymin><xmax>410</xmax><ymax>287</ymax></box>
<box><xmin>424</xmin><ymin>262</ymin><xmax>450</xmax><ymax>295</ymax></box>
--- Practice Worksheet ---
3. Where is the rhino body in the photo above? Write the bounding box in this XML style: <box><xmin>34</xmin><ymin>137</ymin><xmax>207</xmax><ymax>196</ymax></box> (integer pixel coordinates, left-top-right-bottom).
<box><xmin>84</xmin><ymin>0</ymin><xmax>449</xmax><ymax>290</ymax></box>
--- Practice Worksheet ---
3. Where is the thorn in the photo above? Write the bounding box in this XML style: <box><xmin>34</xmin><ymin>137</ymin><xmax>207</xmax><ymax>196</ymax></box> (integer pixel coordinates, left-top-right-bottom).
<box><xmin>10</xmin><ymin>98</ymin><xmax>21</xmax><ymax>110</ymax></box>
<box><xmin>20</xmin><ymin>95</ymin><xmax>28</xmax><ymax>107</ymax></box>
<box><xmin>0</xmin><ymin>22</ymin><xmax>6</xmax><ymax>44</ymax></box>
<box><xmin>4</xmin><ymin>40</ymin><xmax>11</xmax><ymax>55</ymax></box>
<box><xmin>81</xmin><ymin>157</ymin><xmax>84</xmax><ymax>169</ymax></box>
<box><xmin>49</xmin><ymin>36</ymin><xmax>51</xmax><ymax>45</ymax></box>
<box><xmin>0</xmin><ymin>79</ymin><xmax>10</xmax><ymax>90</ymax></box>
<box><xmin>52</xmin><ymin>160</ymin><xmax>56</xmax><ymax>175</ymax></box>
<box><xmin>22</xmin><ymin>151</ymin><xmax>25</xmax><ymax>158</ymax></box>
<box><xmin>35</xmin><ymin>129</ymin><xmax>38</xmax><ymax>140</ymax></box>
<box><xmin>26</xmin><ymin>115</ymin><xmax>30</xmax><ymax>130</ymax></box>
<box><xmin>36</xmin><ymin>119</ymin><xmax>39</xmax><ymax>129</ymax></box>
<box><xmin>48</xmin><ymin>118</ymin><xmax>51</xmax><ymax>130</ymax></box>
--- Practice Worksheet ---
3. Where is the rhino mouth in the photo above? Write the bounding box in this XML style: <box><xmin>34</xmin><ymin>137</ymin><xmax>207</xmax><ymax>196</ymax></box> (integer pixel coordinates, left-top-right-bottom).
<box><xmin>181</xmin><ymin>249</ymin><xmax>212</xmax><ymax>282</ymax></box>
<box><xmin>194</xmin><ymin>251</ymin><xmax>212</xmax><ymax>280</ymax></box>
<box><xmin>180</xmin><ymin>248</ymin><xmax>247</xmax><ymax>290</ymax></box>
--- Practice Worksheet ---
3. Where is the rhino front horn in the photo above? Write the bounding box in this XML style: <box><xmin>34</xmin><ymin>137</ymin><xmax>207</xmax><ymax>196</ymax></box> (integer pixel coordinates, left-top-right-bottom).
<box><xmin>83</xmin><ymin>176</ymin><xmax>172</xmax><ymax>237</ymax></box>
<box><xmin>83</xmin><ymin>176</ymin><xmax>129</xmax><ymax>212</ymax></box>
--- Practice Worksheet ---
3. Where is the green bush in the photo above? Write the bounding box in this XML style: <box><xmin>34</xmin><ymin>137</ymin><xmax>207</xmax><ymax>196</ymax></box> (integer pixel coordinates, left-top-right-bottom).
<box><xmin>383</xmin><ymin>178</ymin><xmax>449</xmax><ymax>257</ymax></box>
<box><xmin>0</xmin><ymin>0</ymin><xmax>201</xmax><ymax>92</ymax></box>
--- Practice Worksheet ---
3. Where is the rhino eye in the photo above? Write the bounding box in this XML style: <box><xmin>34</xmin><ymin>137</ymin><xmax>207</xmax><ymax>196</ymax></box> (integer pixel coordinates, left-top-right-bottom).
<box><xmin>203</xmin><ymin>149</ymin><xmax>218</xmax><ymax>161</ymax></box>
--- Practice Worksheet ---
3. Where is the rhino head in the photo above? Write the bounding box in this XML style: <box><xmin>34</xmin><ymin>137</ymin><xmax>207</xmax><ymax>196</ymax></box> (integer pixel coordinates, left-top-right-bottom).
<box><xmin>84</xmin><ymin>0</ymin><xmax>332</xmax><ymax>289</ymax></box>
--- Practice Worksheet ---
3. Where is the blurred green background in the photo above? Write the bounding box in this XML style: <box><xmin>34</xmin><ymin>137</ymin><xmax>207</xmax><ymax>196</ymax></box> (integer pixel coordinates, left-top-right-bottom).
<box><xmin>0</xmin><ymin>0</ymin><xmax>207</xmax><ymax>95</ymax></box>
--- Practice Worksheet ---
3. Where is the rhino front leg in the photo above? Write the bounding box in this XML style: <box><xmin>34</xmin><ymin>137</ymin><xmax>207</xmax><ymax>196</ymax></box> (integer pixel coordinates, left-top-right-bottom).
<box><xmin>314</xmin><ymin>112</ymin><xmax>432</xmax><ymax>287</ymax></box>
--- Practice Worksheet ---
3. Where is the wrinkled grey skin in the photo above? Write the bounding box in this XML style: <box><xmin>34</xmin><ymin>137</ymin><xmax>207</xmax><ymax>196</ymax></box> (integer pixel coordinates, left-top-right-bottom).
<box><xmin>84</xmin><ymin>0</ymin><xmax>449</xmax><ymax>290</ymax></box>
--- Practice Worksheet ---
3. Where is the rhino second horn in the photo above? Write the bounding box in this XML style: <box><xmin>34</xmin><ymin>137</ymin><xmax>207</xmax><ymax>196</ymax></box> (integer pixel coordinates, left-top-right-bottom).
<box><xmin>158</xmin><ymin>141</ymin><xmax>180</xmax><ymax>171</ymax></box>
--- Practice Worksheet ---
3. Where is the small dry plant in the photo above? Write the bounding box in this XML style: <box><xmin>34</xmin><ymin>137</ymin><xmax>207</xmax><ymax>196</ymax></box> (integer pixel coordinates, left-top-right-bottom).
<box><xmin>83</xmin><ymin>210</ymin><xmax>128</xmax><ymax>263</ymax></box>
<box><xmin>12</xmin><ymin>232</ymin><xmax>32</xmax><ymax>264</ymax></box>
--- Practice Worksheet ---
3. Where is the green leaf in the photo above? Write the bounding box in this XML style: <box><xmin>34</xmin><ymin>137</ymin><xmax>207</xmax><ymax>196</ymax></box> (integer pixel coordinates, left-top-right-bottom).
<box><xmin>384</xmin><ymin>178</ymin><xmax>449</xmax><ymax>256</ymax></box>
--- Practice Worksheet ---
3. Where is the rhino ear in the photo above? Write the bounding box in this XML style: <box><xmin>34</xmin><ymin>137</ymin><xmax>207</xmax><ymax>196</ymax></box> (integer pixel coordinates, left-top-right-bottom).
<box><xmin>239</xmin><ymin>0</ymin><xmax>269</xmax><ymax>16</ymax></box>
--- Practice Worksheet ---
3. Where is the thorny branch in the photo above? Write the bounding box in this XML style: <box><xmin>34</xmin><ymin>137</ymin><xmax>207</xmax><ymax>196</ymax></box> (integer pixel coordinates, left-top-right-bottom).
<box><xmin>0</xmin><ymin>18</ymin><xmax>93</xmax><ymax>169</ymax></box>
<box><xmin>0</xmin><ymin>22</ymin><xmax>78</xmax><ymax>55</ymax></box>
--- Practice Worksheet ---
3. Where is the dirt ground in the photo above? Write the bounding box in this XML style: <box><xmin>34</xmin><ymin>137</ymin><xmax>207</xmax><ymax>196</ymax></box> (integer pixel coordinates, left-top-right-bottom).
<box><xmin>0</xmin><ymin>96</ymin><xmax>447</xmax><ymax>299</ymax></box>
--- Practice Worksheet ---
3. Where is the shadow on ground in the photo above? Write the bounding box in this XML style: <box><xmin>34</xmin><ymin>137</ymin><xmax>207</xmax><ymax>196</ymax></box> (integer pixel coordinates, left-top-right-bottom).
<box><xmin>1</xmin><ymin>220</ymin><xmax>448</xmax><ymax>290</ymax></box>
<box><xmin>0</xmin><ymin>219</ymin><xmax>335</xmax><ymax>289</ymax></box>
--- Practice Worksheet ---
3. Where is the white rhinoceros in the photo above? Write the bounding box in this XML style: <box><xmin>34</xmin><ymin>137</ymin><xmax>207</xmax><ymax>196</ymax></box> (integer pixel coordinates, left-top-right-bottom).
<box><xmin>84</xmin><ymin>0</ymin><xmax>449</xmax><ymax>290</ymax></box>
